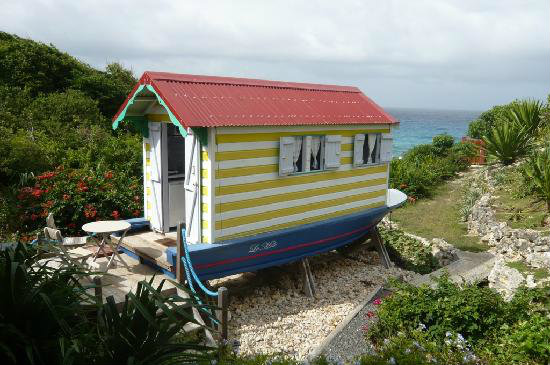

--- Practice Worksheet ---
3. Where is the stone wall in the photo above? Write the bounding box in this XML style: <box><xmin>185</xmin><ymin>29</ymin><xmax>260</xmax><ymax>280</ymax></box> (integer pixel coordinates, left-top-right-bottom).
<box><xmin>467</xmin><ymin>165</ymin><xmax>550</xmax><ymax>298</ymax></box>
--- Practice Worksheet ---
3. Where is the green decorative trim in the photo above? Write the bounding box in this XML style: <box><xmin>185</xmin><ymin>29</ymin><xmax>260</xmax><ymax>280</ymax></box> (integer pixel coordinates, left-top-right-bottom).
<box><xmin>191</xmin><ymin>127</ymin><xmax>208</xmax><ymax>147</ymax></box>
<box><xmin>144</xmin><ymin>85</ymin><xmax>188</xmax><ymax>138</ymax></box>
<box><xmin>111</xmin><ymin>83</ymin><xmax>189</xmax><ymax>139</ymax></box>
<box><xmin>112</xmin><ymin>84</ymin><xmax>145</xmax><ymax>130</ymax></box>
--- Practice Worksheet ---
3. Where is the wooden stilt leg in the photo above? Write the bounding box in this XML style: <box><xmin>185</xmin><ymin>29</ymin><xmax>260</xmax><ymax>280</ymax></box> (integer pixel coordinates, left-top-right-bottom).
<box><xmin>372</xmin><ymin>226</ymin><xmax>392</xmax><ymax>269</ymax></box>
<box><xmin>300</xmin><ymin>258</ymin><xmax>316</xmax><ymax>298</ymax></box>
<box><xmin>217</xmin><ymin>287</ymin><xmax>229</xmax><ymax>341</ymax></box>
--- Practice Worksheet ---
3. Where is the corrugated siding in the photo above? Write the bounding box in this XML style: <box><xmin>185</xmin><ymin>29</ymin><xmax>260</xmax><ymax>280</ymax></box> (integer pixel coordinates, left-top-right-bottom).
<box><xmin>213</xmin><ymin>125</ymin><xmax>390</xmax><ymax>241</ymax></box>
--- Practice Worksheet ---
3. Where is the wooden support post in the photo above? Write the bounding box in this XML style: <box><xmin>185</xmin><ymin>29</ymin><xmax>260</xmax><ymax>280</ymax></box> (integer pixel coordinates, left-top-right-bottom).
<box><xmin>372</xmin><ymin>226</ymin><xmax>391</xmax><ymax>269</ymax></box>
<box><xmin>300</xmin><ymin>258</ymin><xmax>317</xmax><ymax>298</ymax></box>
<box><xmin>217</xmin><ymin>287</ymin><xmax>229</xmax><ymax>341</ymax></box>
<box><xmin>93</xmin><ymin>276</ymin><xmax>102</xmax><ymax>304</ymax></box>
<box><xmin>176</xmin><ymin>222</ymin><xmax>184</xmax><ymax>284</ymax></box>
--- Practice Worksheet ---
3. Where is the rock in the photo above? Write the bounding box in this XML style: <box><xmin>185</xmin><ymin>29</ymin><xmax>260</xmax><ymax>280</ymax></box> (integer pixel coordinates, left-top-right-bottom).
<box><xmin>526</xmin><ymin>274</ymin><xmax>537</xmax><ymax>289</ymax></box>
<box><xmin>488</xmin><ymin>260</ymin><xmax>525</xmax><ymax>301</ymax></box>
<box><xmin>526</xmin><ymin>252</ymin><xmax>550</xmax><ymax>269</ymax></box>
<box><xmin>431</xmin><ymin>238</ymin><xmax>459</xmax><ymax>267</ymax></box>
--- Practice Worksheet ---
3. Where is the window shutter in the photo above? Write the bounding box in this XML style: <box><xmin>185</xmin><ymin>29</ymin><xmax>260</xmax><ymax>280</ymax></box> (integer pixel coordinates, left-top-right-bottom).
<box><xmin>353</xmin><ymin>134</ymin><xmax>365</xmax><ymax>166</ymax></box>
<box><xmin>380</xmin><ymin>133</ymin><xmax>393</xmax><ymax>162</ymax></box>
<box><xmin>324</xmin><ymin>134</ymin><xmax>342</xmax><ymax>169</ymax></box>
<box><xmin>279</xmin><ymin>136</ymin><xmax>295</xmax><ymax>175</ymax></box>
<box><xmin>302</xmin><ymin>136</ymin><xmax>312</xmax><ymax>172</ymax></box>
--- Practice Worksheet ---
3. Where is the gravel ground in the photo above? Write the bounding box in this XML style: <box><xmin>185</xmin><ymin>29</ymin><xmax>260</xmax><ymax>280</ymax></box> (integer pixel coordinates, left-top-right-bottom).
<box><xmin>210</xmin><ymin>244</ymin><xmax>420</xmax><ymax>360</ymax></box>
<box><xmin>322</xmin><ymin>289</ymin><xmax>392</xmax><ymax>364</ymax></box>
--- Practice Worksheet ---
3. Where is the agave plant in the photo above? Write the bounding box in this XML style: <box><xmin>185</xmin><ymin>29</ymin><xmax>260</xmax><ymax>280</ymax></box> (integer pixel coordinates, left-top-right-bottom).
<box><xmin>525</xmin><ymin>144</ymin><xmax>550</xmax><ymax>213</ymax></box>
<box><xmin>0</xmin><ymin>242</ymin><xmax>216</xmax><ymax>365</ymax></box>
<box><xmin>0</xmin><ymin>242</ymin><xmax>96</xmax><ymax>365</ymax></box>
<box><xmin>92</xmin><ymin>279</ymin><xmax>214</xmax><ymax>365</ymax></box>
<box><xmin>482</xmin><ymin>120</ymin><xmax>532</xmax><ymax>165</ymax></box>
<box><xmin>505</xmin><ymin>99</ymin><xmax>543</xmax><ymax>136</ymax></box>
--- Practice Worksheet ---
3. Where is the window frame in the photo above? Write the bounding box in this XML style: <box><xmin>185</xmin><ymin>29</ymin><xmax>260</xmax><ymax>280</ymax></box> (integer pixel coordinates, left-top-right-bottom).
<box><xmin>282</xmin><ymin>134</ymin><xmax>327</xmax><ymax>176</ymax></box>
<box><xmin>353</xmin><ymin>132</ymin><xmax>383</xmax><ymax>167</ymax></box>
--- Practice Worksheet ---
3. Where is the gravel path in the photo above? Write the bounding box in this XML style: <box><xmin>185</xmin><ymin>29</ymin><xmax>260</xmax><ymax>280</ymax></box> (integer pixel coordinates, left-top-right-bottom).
<box><xmin>210</xmin><ymin>244</ymin><xmax>420</xmax><ymax>360</ymax></box>
<box><xmin>322</xmin><ymin>289</ymin><xmax>391</xmax><ymax>364</ymax></box>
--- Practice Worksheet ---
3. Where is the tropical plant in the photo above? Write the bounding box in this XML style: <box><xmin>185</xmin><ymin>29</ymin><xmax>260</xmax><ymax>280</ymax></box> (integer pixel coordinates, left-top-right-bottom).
<box><xmin>91</xmin><ymin>280</ymin><xmax>213</xmax><ymax>365</ymax></box>
<box><xmin>504</xmin><ymin>99</ymin><xmax>543</xmax><ymax>136</ymax></box>
<box><xmin>0</xmin><ymin>242</ymin><xmax>215</xmax><ymax>365</ymax></box>
<box><xmin>0</xmin><ymin>242</ymin><xmax>95</xmax><ymax>365</ymax></box>
<box><xmin>482</xmin><ymin>120</ymin><xmax>531</xmax><ymax>165</ymax></box>
<box><xmin>525</xmin><ymin>144</ymin><xmax>550</xmax><ymax>212</ymax></box>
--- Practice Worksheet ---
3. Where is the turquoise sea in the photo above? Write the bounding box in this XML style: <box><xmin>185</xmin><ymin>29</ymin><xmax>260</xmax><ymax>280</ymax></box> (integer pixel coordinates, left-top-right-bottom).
<box><xmin>385</xmin><ymin>107</ymin><xmax>482</xmax><ymax>156</ymax></box>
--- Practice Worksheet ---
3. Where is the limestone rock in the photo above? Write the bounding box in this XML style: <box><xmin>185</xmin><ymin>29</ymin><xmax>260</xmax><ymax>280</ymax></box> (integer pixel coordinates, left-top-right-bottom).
<box><xmin>488</xmin><ymin>260</ymin><xmax>525</xmax><ymax>301</ymax></box>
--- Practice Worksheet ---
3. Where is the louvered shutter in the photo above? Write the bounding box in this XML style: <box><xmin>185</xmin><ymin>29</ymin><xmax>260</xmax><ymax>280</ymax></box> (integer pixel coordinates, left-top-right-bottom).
<box><xmin>279</xmin><ymin>136</ymin><xmax>295</xmax><ymax>176</ymax></box>
<box><xmin>380</xmin><ymin>133</ymin><xmax>393</xmax><ymax>163</ymax></box>
<box><xmin>353</xmin><ymin>134</ymin><xmax>365</xmax><ymax>166</ymax></box>
<box><xmin>324</xmin><ymin>134</ymin><xmax>342</xmax><ymax>169</ymax></box>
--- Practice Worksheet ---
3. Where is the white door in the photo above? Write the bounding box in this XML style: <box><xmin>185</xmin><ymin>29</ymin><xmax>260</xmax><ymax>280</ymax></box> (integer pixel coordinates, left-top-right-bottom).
<box><xmin>184</xmin><ymin>131</ymin><xmax>201</xmax><ymax>243</ymax></box>
<box><xmin>148</xmin><ymin>122</ymin><xmax>169</xmax><ymax>232</ymax></box>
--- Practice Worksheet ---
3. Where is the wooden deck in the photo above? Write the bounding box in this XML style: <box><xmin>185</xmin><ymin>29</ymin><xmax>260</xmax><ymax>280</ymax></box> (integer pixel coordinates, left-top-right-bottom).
<box><xmin>111</xmin><ymin>230</ymin><xmax>177</xmax><ymax>273</ymax></box>
<box><xmin>89</xmin><ymin>255</ymin><xmax>177</xmax><ymax>304</ymax></box>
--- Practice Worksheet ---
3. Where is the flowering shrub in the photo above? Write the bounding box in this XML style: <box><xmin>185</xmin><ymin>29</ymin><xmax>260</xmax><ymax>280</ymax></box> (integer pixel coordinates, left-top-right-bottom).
<box><xmin>16</xmin><ymin>166</ymin><xmax>142</xmax><ymax>235</ymax></box>
<box><xmin>365</xmin><ymin>276</ymin><xmax>550</xmax><ymax>365</ymax></box>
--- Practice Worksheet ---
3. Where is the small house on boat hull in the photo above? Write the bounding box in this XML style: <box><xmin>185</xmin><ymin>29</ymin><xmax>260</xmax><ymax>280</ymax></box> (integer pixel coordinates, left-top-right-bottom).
<box><xmin>112</xmin><ymin>72</ymin><xmax>403</xmax><ymax>280</ymax></box>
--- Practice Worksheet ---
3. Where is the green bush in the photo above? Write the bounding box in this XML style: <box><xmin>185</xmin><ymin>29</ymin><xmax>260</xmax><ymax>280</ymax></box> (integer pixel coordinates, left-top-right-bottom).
<box><xmin>390</xmin><ymin>140</ymin><xmax>473</xmax><ymax>200</ymax></box>
<box><xmin>467</xmin><ymin>103</ymin><xmax>516</xmax><ymax>139</ymax></box>
<box><xmin>365</xmin><ymin>277</ymin><xmax>550</xmax><ymax>365</ymax></box>
<box><xmin>367</xmin><ymin>276</ymin><xmax>510</xmax><ymax>346</ymax></box>
<box><xmin>379</xmin><ymin>227</ymin><xmax>438</xmax><ymax>274</ymax></box>
<box><xmin>432</xmin><ymin>134</ymin><xmax>454</xmax><ymax>154</ymax></box>
<box><xmin>525</xmin><ymin>143</ymin><xmax>550</xmax><ymax>212</ymax></box>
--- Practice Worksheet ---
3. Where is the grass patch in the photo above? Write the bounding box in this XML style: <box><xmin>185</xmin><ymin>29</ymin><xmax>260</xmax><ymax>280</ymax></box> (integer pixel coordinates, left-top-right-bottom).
<box><xmin>506</xmin><ymin>261</ymin><xmax>550</xmax><ymax>281</ymax></box>
<box><xmin>390</xmin><ymin>176</ymin><xmax>488</xmax><ymax>252</ymax></box>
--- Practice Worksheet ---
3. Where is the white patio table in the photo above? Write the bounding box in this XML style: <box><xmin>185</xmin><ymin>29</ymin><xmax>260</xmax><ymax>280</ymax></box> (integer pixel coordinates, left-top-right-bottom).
<box><xmin>82</xmin><ymin>220</ymin><xmax>131</xmax><ymax>272</ymax></box>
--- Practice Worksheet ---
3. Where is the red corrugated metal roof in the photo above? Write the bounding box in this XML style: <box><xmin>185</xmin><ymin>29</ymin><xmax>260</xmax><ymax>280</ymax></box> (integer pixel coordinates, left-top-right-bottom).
<box><xmin>113</xmin><ymin>71</ymin><xmax>397</xmax><ymax>127</ymax></box>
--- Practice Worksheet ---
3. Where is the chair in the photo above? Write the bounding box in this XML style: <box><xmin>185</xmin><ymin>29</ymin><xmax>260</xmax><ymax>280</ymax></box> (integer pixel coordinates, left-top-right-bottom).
<box><xmin>46</xmin><ymin>213</ymin><xmax>89</xmax><ymax>247</ymax></box>
<box><xmin>43</xmin><ymin>227</ymin><xmax>92</xmax><ymax>267</ymax></box>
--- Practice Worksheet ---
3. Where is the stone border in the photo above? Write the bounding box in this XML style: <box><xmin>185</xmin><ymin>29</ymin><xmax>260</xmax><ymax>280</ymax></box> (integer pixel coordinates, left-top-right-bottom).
<box><xmin>306</xmin><ymin>285</ymin><xmax>384</xmax><ymax>362</ymax></box>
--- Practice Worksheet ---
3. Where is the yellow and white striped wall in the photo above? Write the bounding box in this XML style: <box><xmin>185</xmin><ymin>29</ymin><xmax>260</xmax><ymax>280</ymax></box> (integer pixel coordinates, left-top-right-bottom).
<box><xmin>141</xmin><ymin>113</ymin><xmax>393</xmax><ymax>244</ymax></box>
<box><xmin>210</xmin><ymin>124</ymin><xmax>392</xmax><ymax>242</ymax></box>
<box><xmin>143</xmin><ymin>136</ymin><xmax>152</xmax><ymax>221</ymax></box>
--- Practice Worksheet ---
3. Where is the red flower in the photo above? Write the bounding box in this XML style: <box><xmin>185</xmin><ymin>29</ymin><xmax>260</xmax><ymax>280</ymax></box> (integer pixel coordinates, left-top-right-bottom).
<box><xmin>67</xmin><ymin>223</ymin><xmax>76</xmax><ymax>229</ymax></box>
<box><xmin>43</xmin><ymin>200</ymin><xmax>54</xmax><ymax>208</ymax></box>
<box><xmin>30</xmin><ymin>214</ymin><xmax>38</xmax><ymax>221</ymax></box>
<box><xmin>77</xmin><ymin>180</ymin><xmax>89</xmax><ymax>192</ymax></box>
<box><xmin>63</xmin><ymin>194</ymin><xmax>71</xmax><ymax>201</ymax></box>
<box><xmin>132</xmin><ymin>209</ymin><xmax>141</xmax><ymax>217</ymax></box>
<box><xmin>373</xmin><ymin>298</ymin><xmax>382</xmax><ymax>306</ymax></box>
<box><xmin>37</xmin><ymin>171</ymin><xmax>56</xmax><ymax>180</ymax></box>
<box><xmin>104</xmin><ymin>171</ymin><xmax>114</xmax><ymax>179</ymax></box>
<box><xmin>39</xmin><ymin>209</ymin><xmax>48</xmax><ymax>218</ymax></box>
<box><xmin>111</xmin><ymin>210</ymin><xmax>120</xmax><ymax>220</ymax></box>
<box><xmin>366</xmin><ymin>311</ymin><xmax>376</xmax><ymax>318</ymax></box>
<box><xmin>31</xmin><ymin>188</ymin><xmax>43</xmax><ymax>198</ymax></box>
<box><xmin>84</xmin><ymin>204</ymin><xmax>97</xmax><ymax>219</ymax></box>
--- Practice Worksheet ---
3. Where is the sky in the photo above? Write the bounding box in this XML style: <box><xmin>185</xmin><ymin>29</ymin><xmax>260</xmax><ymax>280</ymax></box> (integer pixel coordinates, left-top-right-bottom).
<box><xmin>2</xmin><ymin>0</ymin><xmax>549</xmax><ymax>111</ymax></box>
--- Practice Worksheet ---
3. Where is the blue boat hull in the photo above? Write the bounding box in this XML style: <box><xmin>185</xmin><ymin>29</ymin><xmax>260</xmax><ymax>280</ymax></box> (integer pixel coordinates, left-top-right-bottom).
<box><xmin>166</xmin><ymin>205</ymin><xmax>389</xmax><ymax>280</ymax></box>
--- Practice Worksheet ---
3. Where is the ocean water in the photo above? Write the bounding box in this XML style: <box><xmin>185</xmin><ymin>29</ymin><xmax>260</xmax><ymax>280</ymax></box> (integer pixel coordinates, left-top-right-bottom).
<box><xmin>385</xmin><ymin>107</ymin><xmax>482</xmax><ymax>156</ymax></box>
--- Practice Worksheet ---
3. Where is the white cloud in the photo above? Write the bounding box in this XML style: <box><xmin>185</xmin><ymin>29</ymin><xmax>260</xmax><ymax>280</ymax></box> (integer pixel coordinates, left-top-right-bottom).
<box><xmin>2</xmin><ymin>0</ymin><xmax>549</xmax><ymax>109</ymax></box>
